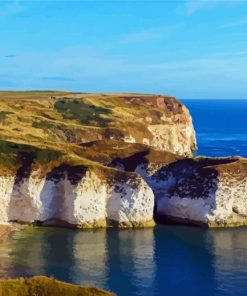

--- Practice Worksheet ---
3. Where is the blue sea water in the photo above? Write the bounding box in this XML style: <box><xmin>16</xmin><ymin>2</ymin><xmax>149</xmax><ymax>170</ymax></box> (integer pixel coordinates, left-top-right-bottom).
<box><xmin>0</xmin><ymin>100</ymin><xmax>247</xmax><ymax>296</ymax></box>
<box><xmin>0</xmin><ymin>226</ymin><xmax>247</xmax><ymax>296</ymax></box>
<box><xmin>182</xmin><ymin>99</ymin><xmax>247</xmax><ymax>157</ymax></box>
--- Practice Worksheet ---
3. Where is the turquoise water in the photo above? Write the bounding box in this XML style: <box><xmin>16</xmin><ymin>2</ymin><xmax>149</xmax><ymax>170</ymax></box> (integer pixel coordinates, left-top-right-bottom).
<box><xmin>0</xmin><ymin>226</ymin><xmax>247</xmax><ymax>296</ymax></box>
<box><xmin>0</xmin><ymin>100</ymin><xmax>247</xmax><ymax>295</ymax></box>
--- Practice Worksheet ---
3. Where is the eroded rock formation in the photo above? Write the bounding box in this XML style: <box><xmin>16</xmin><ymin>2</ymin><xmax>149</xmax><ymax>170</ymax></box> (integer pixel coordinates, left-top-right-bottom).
<box><xmin>0</xmin><ymin>162</ymin><xmax>154</xmax><ymax>228</ymax></box>
<box><xmin>81</xmin><ymin>141</ymin><xmax>247</xmax><ymax>227</ymax></box>
<box><xmin>154</xmin><ymin>157</ymin><xmax>247</xmax><ymax>227</ymax></box>
<box><xmin>0</xmin><ymin>91</ymin><xmax>245</xmax><ymax>228</ymax></box>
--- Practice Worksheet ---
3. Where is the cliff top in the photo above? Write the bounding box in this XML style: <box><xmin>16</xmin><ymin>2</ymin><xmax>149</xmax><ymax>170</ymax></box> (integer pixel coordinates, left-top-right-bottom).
<box><xmin>0</xmin><ymin>91</ymin><xmax>195</xmax><ymax>179</ymax></box>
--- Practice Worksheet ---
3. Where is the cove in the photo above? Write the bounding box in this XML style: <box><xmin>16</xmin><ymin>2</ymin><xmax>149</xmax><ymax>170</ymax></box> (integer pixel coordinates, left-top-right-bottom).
<box><xmin>0</xmin><ymin>225</ymin><xmax>247</xmax><ymax>296</ymax></box>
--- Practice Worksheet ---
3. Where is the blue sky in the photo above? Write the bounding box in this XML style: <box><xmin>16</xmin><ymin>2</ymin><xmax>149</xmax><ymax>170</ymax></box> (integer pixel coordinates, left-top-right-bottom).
<box><xmin>0</xmin><ymin>0</ymin><xmax>247</xmax><ymax>98</ymax></box>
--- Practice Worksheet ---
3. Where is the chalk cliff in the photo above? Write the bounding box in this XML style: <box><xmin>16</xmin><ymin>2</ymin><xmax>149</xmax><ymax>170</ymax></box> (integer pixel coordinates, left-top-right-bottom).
<box><xmin>0</xmin><ymin>151</ymin><xmax>154</xmax><ymax>228</ymax></box>
<box><xmin>0</xmin><ymin>91</ymin><xmax>196</xmax><ymax>228</ymax></box>
<box><xmin>0</xmin><ymin>91</ymin><xmax>246</xmax><ymax>228</ymax></box>
<box><xmin>154</xmin><ymin>157</ymin><xmax>247</xmax><ymax>227</ymax></box>
<box><xmin>83</xmin><ymin>141</ymin><xmax>247</xmax><ymax>227</ymax></box>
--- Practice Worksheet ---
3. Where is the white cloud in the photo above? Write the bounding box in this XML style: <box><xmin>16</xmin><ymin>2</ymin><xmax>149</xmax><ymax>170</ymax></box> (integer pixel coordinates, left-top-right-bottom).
<box><xmin>120</xmin><ymin>24</ymin><xmax>182</xmax><ymax>44</ymax></box>
<box><xmin>223</xmin><ymin>17</ymin><xmax>247</xmax><ymax>28</ymax></box>
<box><xmin>185</xmin><ymin>0</ymin><xmax>212</xmax><ymax>15</ymax></box>
<box><xmin>0</xmin><ymin>0</ymin><xmax>24</xmax><ymax>18</ymax></box>
<box><xmin>120</xmin><ymin>30</ymin><xmax>161</xmax><ymax>44</ymax></box>
<box><xmin>185</xmin><ymin>0</ymin><xmax>246</xmax><ymax>15</ymax></box>
<box><xmin>218</xmin><ymin>50</ymin><xmax>247</xmax><ymax>57</ymax></box>
<box><xmin>1</xmin><ymin>44</ymin><xmax>247</xmax><ymax>98</ymax></box>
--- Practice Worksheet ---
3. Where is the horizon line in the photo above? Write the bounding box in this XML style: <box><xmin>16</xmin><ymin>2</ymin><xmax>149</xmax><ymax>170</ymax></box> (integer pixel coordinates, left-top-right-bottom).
<box><xmin>0</xmin><ymin>89</ymin><xmax>246</xmax><ymax>100</ymax></box>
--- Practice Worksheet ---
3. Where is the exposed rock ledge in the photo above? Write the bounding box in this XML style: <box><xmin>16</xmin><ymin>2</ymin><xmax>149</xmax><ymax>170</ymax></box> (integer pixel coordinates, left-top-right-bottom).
<box><xmin>0</xmin><ymin>140</ymin><xmax>246</xmax><ymax>228</ymax></box>
<box><xmin>154</xmin><ymin>157</ymin><xmax>247</xmax><ymax>227</ymax></box>
<box><xmin>104</xmin><ymin>144</ymin><xmax>247</xmax><ymax>227</ymax></box>
<box><xmin>0</xmin><ymin>161</ymin><xmax>154</xmax><ymax>229</ymax></box>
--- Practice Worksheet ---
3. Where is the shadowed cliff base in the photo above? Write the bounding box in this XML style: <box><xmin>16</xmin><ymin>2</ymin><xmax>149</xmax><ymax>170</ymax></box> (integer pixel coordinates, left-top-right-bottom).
<box><xmin>152</xmin><ymin>157</ymin><xmax>247</xmax><ymax>227</ymax></box>
<box><xmin>39</xmin><ymin>164</ymin><xmax>87</xmax><ymax>224</ymax></box>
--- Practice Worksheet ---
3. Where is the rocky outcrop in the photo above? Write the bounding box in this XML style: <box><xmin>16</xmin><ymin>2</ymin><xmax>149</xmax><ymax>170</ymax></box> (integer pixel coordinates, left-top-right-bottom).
<box><xmin>0</xmin><ymin>91</ymin><xmax>197</xmax><ymax>229</ymax></box>
<box><xmin>0</xmin><ymin>162</ymin><xmax>154</xmax><ymax>228</ymax></box>
<box><xmin>1</xmin><ymin>138</ymin><xmax>245</xmax><ymax>228</ymax></box>
<box><xmin>154</xmin><ymin>157</ymin><xmax>247</xmax><ymax>227</ymax></box>
<box><xmin>132</xmin><ymin>156</ymin><xmax>247</xmax><ymax>227</ymax></box>
<box><xmin>83</xmin><ymin>141</ymin><xmax>247</xmax><ymax>228</ymax></box>
<box><xmin>1</xmin><ymin>91</ymin><xmax>246</xmax><ymax>228</ymax></box>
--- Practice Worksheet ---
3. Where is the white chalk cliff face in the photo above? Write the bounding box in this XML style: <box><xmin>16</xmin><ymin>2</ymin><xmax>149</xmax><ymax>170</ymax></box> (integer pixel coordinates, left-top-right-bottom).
<box><xmin>0</xmin><ymin>166</ymin><xmax>154</xmax><ymax>228</ymax></box>
<box><xmin>120</xmin><ymin>96</ymin><xmax>197</xmax><ymax>157</ymax></box>
<box><xmin>134</xmin><ymin>157</ymin><xmax>247</xmax><ymax>227</ymax></box>
<box><xmin>146</xmin><ymin>103</ymin><xmax>196</xmax><ymax>156</ymax></box>
<box><xmin>107</xmin><ymin>149</ymin><xmax>247</xmax><ymax>227</ymax></box>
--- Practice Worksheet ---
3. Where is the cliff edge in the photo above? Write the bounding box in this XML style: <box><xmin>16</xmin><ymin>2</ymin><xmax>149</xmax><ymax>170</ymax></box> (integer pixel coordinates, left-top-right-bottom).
<box><xmin>0</xmin><ymin>91</ymin><xmax>195</xmax><ymax>228</ymax></box>
<box><xmin>0</xmin><ymin>91</ymin><xmax>245</xmax><ymax>228</ymax></box>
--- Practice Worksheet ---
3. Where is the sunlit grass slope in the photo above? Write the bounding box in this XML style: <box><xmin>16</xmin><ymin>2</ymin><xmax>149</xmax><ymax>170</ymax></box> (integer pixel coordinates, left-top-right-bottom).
<box><xmin>0</xmin><ymin>91</ymin><xmax>183</xmax><ymax>173</ymax></box>
<box><xmin>0</xmin><ymin>276</ymin><xmax>115</xmax><ymax>296</ymax></box>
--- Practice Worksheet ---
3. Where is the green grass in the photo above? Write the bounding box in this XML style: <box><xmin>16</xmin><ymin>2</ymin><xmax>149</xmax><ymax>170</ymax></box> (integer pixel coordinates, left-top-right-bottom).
<box><xmin>0</xmin><ymin>140</ymin><xmax>63</xmax><ymax>166</ymax></box>
<box><xmin>54</xmin><ymin>99</ymin><xmax>112</xmax><ymax>126</ymax></box>
<box><xmin>32</xmin><ymin>119</ymin><xmax>55</xmax><ymax>130</ymax></box>
<box><xmin>0</xmin><ymin>91</ymin><xmax>187</xmax><ymax>173</ymax></box>
<box><xmin>0</xmin><ymin>111</ymin><xmax>14</xmax><ymax>122</ymax></box>
<box><xmin>0</xmin><ymin>276</ymin><xmax>115</xmax><ymax>296</ymax></box>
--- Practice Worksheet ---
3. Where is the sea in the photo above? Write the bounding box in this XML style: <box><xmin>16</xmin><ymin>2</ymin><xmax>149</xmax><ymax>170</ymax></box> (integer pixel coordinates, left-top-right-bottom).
<box><xmin>183</xmin><ymin>99</ymin><xmax>247</xmax><ymax>157</ymax></box>
<box><xmin>0</xmin><ymin>99</ymin><xmax>247</xmax><ymax>296</ymax></box>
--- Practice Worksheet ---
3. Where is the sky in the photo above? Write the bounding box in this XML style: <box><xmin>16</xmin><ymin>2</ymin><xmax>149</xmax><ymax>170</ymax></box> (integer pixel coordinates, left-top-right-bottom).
<box><xmin>0</xmin><ymin>0</ymin><xmax>247</xmax><ymax>99</ymax></box>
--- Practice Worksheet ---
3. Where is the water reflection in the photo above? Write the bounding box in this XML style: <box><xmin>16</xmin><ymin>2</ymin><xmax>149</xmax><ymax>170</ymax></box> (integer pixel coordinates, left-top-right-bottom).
<box><xmin>0</xmin><ymin>226</ymin><xmax>246</xmax><ymax>296</ymax></box>
<box><xmin>153</xmin><ymin>226</ymin><xmax>217</xmax><ymax>296</ymax></box>
<box><xmin>0</xmin><ymin>228</ymin><xmax>46</xmax><ymax>278</ymax></box>
<box><xmin>106</xmin><ymin>229</ymin><xmax>156</xmax><ymax>296</ymax></box>
<box><xmin>71</xmin><ymin>229</ymin><xmax>107</xmax><ymax>287</ymax></box>
<box><xmin>0</xmin><ymin>227</ymin><xmax>156</xmax><ymax>296</ymax></box>
<box><xmin>206</xmin><ymin>228</ymin><xmax>247</xmax><ymax>296</ymax></box>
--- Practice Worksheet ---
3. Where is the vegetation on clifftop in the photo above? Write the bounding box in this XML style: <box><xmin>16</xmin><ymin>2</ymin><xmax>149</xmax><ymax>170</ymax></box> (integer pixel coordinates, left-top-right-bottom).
<box><xmin>0</xmin><ymin>276</ymin><xmax>115</xmax><ymax>296</ymax></box>
<box><xmin>0</xmin><ymin>90</ymin><xmax>189</xmax><ymax>176</ymax></box>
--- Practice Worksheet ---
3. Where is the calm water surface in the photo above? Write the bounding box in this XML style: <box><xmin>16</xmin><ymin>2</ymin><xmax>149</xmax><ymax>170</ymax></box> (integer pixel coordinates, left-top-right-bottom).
<box><xmin>0</xmin><ymin>226</ymin><xmax>247</xmax><ymax>296</ymax></box>
<box><xmin>1</xmin><ymin>100</ymin><xmax>247</xmax><ymax>295</ymax></box>
<box><xmin>182</xmin><ymin>99</ymin><xmax>247</xmax><ymax>157</ymax></box>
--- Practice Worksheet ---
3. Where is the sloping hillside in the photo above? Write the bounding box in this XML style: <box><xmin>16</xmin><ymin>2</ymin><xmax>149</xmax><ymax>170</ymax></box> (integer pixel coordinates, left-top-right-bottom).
<box><xmin>0</xmin><ymin>91</ymin><xmax>196</xmax><ymax>158</ymax></box>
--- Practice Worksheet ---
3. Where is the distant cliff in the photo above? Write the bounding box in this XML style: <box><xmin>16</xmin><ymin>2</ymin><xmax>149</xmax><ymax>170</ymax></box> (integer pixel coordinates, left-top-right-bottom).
<box><xmin>0</xmin><ymin>91</ymin><xmax>196</xmax><ymax>157</ymax></box>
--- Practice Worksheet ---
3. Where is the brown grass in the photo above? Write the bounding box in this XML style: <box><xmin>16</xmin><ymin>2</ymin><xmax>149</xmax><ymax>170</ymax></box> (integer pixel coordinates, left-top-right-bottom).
<box><xmin>0</xmin><ymin>276</ymin><xmax>116</xmax><ymax>296</ymax></box>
